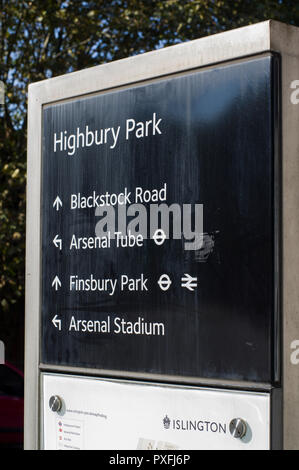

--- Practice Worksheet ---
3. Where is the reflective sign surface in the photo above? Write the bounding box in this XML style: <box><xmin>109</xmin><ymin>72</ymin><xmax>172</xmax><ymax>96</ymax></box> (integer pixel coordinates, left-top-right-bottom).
<box><xmin>41</xmin><ymin>54</ymin><xmax>280</xmax><ymax>384</ymax></box>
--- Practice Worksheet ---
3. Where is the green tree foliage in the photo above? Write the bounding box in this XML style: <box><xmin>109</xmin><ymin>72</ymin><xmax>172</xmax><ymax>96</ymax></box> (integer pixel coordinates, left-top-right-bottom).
<box><xmin>0</xmin><ymin>0</ymin><xmax>299</xmax><ymax>363</ymax></box>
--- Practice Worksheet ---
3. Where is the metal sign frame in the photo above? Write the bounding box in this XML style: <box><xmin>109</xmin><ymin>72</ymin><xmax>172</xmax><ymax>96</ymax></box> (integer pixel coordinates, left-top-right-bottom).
<box><xmin>25</xmin><ymin>20</ymin><xmax>299</xmax><ymax>449</ymax></box>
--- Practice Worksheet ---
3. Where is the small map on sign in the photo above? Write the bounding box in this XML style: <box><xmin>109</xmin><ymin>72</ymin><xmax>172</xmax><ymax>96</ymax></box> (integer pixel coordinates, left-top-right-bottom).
<box><xmin>137</xmin><ymin>437</ymin><xmax>179</xmax><ymax>450</ymax></box>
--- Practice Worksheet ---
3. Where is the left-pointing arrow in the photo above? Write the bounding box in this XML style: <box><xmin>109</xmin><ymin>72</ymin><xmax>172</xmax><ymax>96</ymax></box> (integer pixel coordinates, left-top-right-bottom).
<box><xmin>52</xmin><ymin>275</ymin><xmax>61</xmax><ymax>290</ymax></box>
<box><xmin>53</xmin><ymin>234</ymin><xmax>62</xmax><ymax>250</ymax></box>
<box><xmin>52</xmin><ymin>315</ymin><xmax>61</xmax><ymax>330</ymax></box>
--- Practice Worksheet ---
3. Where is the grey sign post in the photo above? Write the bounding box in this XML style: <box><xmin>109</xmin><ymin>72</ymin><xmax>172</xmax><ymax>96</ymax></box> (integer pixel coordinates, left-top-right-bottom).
<box><xmin>0</xmin><ymin>81</ymin><xmax>4</xmax><ymax>105</ymax></box>
<box><xmin>25</xmin><ymin>21</ymin><xmax>299</xmax><ymax>450</ymax></box>
<box><xmin>0</xmin><ymin>340</ymin><xmax>4</xmax><ymax>364</ymax></box>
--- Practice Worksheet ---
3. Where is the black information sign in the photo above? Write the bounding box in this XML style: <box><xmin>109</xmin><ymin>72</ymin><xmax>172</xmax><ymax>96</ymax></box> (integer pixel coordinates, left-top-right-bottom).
<box><xmin>41</xmin><ymin>54</ymin><xmax>280</xmax><ymax>384</ymax></box>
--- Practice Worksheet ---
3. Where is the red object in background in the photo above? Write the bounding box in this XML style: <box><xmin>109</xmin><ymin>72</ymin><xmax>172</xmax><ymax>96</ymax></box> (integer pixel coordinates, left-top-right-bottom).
<box><xmin>0</xmin><ymin>363</ymin><xmax>24</xmax><ymax>448</ymax></box>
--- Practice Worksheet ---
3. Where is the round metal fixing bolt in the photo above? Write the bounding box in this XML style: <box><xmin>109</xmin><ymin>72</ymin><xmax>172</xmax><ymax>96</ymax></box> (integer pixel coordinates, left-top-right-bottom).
<box><xmin>49</xmin><ymin>395</ymin><xmax>63</xmax><ymax>413</ymax></box>
<box><xmin>229</xmin><ymin>418</ymin><xmax>247</xmax><ymax>439</ymax></box>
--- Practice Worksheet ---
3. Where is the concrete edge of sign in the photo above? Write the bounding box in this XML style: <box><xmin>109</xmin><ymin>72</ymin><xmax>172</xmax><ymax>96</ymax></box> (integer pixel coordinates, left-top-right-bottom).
<box><xmin>25</xmin><ymin>20</ymin><xmax>299</xmax><ymax>450</ymax></box>
<box><xmin>27</xmin><ymin>20</ymin><xmax>273</xmax><ymax>105</ymax></box>
<box><xmin>24</xmin><ymin>90</ymin><xmax>42</xmax><ymax>448</ymax></box>
<box><xmin>279</xmin><ymin>35</ymin><xmax>299</xmax><ymax>449</ymax></box>
<box><xmin>26</xmin><ymin>21</ymin><xmax>299</xmax><ymax>108</ymax></box>
<box><xmin>39</xmin><ymin>363</ymin><xmax>273</xmax><ymax>392</ymax></box>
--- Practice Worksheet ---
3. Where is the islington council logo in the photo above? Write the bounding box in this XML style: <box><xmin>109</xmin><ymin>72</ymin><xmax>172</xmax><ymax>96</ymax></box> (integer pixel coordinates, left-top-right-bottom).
<box><xmin>162</xmin><ymin>415</ymin><xmax>227</xmax><ymax>434</ymax></box>
<box><xmin>163</xmin><ymin>415</ymin><xmax>171</xmax><ymax>429</ymax></box>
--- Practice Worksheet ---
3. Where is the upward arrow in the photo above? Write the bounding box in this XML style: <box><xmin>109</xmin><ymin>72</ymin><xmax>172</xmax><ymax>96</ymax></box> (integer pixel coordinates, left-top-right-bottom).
<box><xmin>53</xmin><ymin>196</ymin><xmax>62</xmax><ymax>211</ymax></box>
<box><xmin>52</xmin><ymin>275</ymin><xmax>61</xmax><ymax>291</ymax></box>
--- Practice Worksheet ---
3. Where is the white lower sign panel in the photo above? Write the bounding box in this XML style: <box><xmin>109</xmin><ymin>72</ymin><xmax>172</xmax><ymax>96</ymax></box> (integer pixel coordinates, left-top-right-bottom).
<box><xmin>42</xmin><ymin>374</ymin><xmax>270</xmax><ymax>450</ymax></box>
